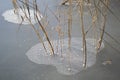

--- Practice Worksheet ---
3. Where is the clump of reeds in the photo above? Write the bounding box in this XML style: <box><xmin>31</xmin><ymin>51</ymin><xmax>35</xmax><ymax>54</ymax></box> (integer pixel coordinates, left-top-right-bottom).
<box><xmin>12</xmin><ymin>0</ymin><xmax>120</xmax><ymax>69</ymax></box>
<box><xmin>12</xmin><ymin>0</ymin><xmax>55</xmax><ymax>55</ymax></box>
<box><xmin>64</xmin><ymin>0</ymin><xmax>110</xmax><ymax>68</ymax></box>
<box><xmin>12</xmin><ymin>0</ymin><xmax>108</xmax><ymax>68</ymax></box>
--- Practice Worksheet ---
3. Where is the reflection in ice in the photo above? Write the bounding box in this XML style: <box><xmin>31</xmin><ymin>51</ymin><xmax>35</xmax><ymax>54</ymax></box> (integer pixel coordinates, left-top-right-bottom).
<box><xmin>26</xmin><ymin>38</ymin><xmax>104</xmax><ymax>75</ymax></box>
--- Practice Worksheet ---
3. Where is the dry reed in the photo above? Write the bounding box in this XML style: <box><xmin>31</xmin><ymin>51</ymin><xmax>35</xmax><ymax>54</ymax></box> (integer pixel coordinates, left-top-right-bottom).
<box><xmin>12</xmin><ymin>0</ymin><xmax>120</xmax><ymax>69</ymax></box>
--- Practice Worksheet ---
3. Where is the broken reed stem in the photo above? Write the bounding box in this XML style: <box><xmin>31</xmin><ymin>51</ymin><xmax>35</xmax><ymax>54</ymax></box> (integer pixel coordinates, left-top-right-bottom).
<box><xmin>78</xmin><ymin>0</ymin><xmax>87</xmax><ymax>68</ymax></box>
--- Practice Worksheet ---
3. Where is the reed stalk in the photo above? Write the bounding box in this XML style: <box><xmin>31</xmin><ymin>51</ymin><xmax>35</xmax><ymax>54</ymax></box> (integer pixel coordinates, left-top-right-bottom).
<box><xmin>68</xmin><ymin>0</ymin><xmax>72</xmax><ymax>50</ymax></box>
<box><xmin>97</xmin><ymin>0</ymin><xmax>109</xmax><ymax>50</ymax></box>
<box><xmin>21</xmin><ymin>7</ymin><xmax>48</xmax><ymax>53</ymax></box>
<box><xmin>12</xmin><ymin>0</ymin><xmax>54</xmax><ymax>54</ymax></box>
<box><xmin>12</xmin><ymin>0</ymin><xmax>19</xmax><ymax>13</ymax></box>
<box><xmin>78</xmin><ymin>0</ymin><xmax>87</xmax><ymax>68</ymax></box>
<box><xmin>32</xmin><ymin>1</ymin><xmax>55</xmax><ymax>55</ymax></box>
<box><xmin>12</xmin><ymin>0</ymin><xmax>120</xmax><ymax>69</ymax></box>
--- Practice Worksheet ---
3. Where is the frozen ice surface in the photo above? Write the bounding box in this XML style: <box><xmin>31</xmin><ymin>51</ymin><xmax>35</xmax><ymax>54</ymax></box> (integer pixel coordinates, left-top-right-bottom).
<box><xmin>2</xmin><ymin>9</ymin><xmax>42</xmax><ymax>25</ymax></box>
<box><xmin>26</xmin><ymin>38</ymin><xmax>104</xmax><ymax>75</ymax></box>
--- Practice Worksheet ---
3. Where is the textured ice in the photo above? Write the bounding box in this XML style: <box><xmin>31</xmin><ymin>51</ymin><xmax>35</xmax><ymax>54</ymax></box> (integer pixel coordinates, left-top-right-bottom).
<box><xmin>26</xmin><ymin>38</ymin><xmax>104</xmax><ymax>75</ymax></box>
<box><xmin>2</xmin><ymin>9</ymin><xmax>42</xmax><ymax>25</ymax></box>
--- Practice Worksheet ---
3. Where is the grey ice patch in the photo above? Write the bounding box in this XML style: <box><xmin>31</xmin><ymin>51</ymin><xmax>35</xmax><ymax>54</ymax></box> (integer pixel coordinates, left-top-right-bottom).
<box><xmin>2</xmin><ymin>9</ymin><xmax>43</xmax><ymax>25</ymax></box>
<box><xmin>26</xmin><ymin>38</ymin><xmax>104</xmax><ymax>75</ymax></box>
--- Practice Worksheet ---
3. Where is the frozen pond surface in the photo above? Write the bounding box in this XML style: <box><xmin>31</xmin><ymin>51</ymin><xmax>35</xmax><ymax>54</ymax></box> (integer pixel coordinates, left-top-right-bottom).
<box><xmin>0</xmin><ymin>0</ymin><xmax>120</xmax><ymax>80</ymax></box>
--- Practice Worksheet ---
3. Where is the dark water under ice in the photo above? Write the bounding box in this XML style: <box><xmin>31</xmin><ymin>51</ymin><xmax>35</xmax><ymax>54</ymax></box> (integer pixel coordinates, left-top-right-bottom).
<box><xmin>0</xmin><ymin>0</ymin><xmax>120</xmax><ymax>80</ymax></box>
